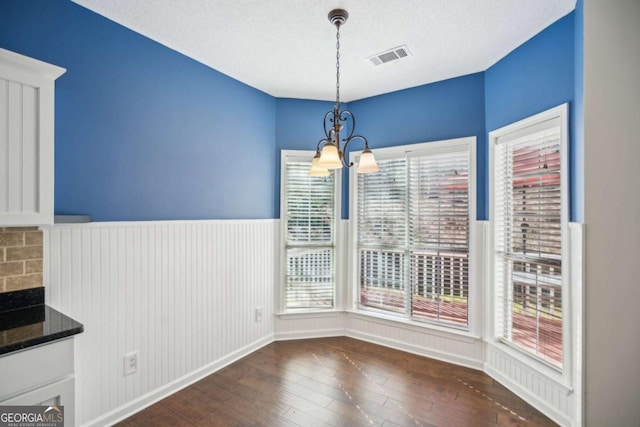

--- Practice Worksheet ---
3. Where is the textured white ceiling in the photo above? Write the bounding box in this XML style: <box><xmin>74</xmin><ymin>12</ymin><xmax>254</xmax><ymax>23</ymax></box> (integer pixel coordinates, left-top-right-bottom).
<box><xmin>72</xmin><ymin>0</ymin><xmax>576</xmax><ymax>102</ymax></box>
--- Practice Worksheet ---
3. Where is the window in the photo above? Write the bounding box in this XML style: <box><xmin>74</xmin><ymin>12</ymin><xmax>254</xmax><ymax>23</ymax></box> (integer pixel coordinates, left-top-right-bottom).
<box><xmin>490</xmin><ymin>104</ymin><xmax>568</xmax><ymax>370</ymax></box>
<box><xmin>280</xmin><ymin>150</ymin><xmax>340</xmax><ymax>311</ymax></box>
<box><xmin>352</xmin><ymin>138</ymin><xmax>475</xmax><ymax>329</ymax></box>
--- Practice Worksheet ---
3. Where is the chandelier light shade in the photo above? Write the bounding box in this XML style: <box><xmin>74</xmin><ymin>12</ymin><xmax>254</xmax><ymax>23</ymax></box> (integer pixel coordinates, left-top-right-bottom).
<box><xmin>308</xmin><ymin>9</ymin><xmax>379</xmax><ymax>176</ymax></box>
<box><xmin>356</xmin><ymin>146</ymin><xmax>379</xmax><ymax>173</ymax></box>
<box><xmin>318</xmin><ymin>141</ymin><xmax>342</xmax><ymax>169</ymax></box>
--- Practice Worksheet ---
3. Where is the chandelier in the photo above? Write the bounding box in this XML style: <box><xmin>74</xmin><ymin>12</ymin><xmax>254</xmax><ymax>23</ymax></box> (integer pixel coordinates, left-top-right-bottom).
<box><xmin>308</xmin><ymin>9</ymin><xmax>379</xmax><ymax>177</ymax></box>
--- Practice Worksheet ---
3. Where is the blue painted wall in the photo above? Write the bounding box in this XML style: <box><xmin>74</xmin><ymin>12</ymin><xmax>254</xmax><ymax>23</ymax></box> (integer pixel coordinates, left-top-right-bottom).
<box><xmin>349</xmin><ymin>73</ymin><xmax>486</xmax><ymax>219</ymax></box>
<box><xmin>1</xmin><ymin>1</ymin><xmax>577</xmax><ymax>223</ymax></box>
<box><xmin>0</xmin><ymin>0</ymin><xmax>275</xmax><ymax>221</ymax></box>
<box><xmin>485</xmin><ymin>12</ymin><xmax>577</xmax><ymax>221</ymax></box>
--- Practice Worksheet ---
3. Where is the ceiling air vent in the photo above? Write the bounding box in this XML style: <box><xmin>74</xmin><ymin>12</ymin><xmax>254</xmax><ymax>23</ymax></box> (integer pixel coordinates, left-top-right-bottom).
<box><xmin>367</xmin><ymin>45</ymin><xmax>411</xmax><ymax>66</ymax></box>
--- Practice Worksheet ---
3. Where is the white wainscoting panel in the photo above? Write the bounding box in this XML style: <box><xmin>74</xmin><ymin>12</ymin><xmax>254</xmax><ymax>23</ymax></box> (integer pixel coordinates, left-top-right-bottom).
<box><xmin>345</xmin><ymin>313</ymin><xmax>484</xmax><ymax>369</ymax></box>
<box><xmin>275</xmin><ymin>312</ymin><xmax>345</xmax><ymax>340</ymax></box>
<box><xmin>483</xmin><ymin>223</ymin><xmax>584</xmax><ymax>427</ymax></box>
<box><xmin>43</xmin><ymin>220</ymin><xmax>277</xmax><ymax>426</ymax></box>
<box><xmin>484</xmin><ymin>343</ymin><xmax>571</xmax><ymax>426</ymax></box>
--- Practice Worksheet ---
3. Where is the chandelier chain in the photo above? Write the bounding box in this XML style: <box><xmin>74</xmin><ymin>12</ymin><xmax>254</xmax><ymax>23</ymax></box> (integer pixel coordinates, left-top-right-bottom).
<box><xmin>335</xmin><ymin>25</ymin><xmax>341</xmax><ymax>110</ymax></box>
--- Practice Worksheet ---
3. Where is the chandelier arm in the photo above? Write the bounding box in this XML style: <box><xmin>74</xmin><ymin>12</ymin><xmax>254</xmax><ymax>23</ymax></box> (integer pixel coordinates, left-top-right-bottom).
<box><xmin>340</xmin><ymin>134</ymin><xmax>369</xmax><ymax>168</ymax></box>
<box><xmin>315</xmin><ymin>138</ymin><xmax>328</xmax><ymax>151</ymax></box>
<box><xmin>340</xmin><ymin>155</ymin><xmax>353</xmax><ymax>169</ymax></box>
<box><xmin>338</xmin><ymin>110</ymin><xmax>356</xmax><ymax>140</ymax></box>
<box><xmin>322</xmin><ymin>111</ymin><xmax>334</xmax><ymax>139</ymax></box>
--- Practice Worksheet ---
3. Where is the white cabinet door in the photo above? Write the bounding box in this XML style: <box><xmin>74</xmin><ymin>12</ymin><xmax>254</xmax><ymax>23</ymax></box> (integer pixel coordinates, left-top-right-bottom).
<box><xmin>0</xmin><ymin>48</ymin><xmax>65</xmax><ymax>226</ymax></box>
<box><xmin>1</xmin><ymin>377</ymin><xmax>75</xmax><ymax>427</ymax></box>
<box><xmin>0</xmin><ymin>339</ymin><xmax>76</xmax><ymax>426</ymax></box>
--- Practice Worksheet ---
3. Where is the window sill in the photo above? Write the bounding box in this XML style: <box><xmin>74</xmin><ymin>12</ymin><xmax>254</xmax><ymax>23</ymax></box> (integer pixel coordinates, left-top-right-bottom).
<box><xmin>345</xmin><ymin>309</ymin><xmax>481</xmax><ymax>344</ymax></box>
<box><xmin>276</xmin><ymin>309</ymin><xmax>344</xmax><ymax>320</ymax></box>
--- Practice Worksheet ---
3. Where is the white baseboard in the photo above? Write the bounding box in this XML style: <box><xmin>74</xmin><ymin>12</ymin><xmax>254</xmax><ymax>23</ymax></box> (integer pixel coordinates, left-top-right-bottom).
<box><xmin>84</xmin><ymin>334</ymin><xmax>274</xmax><ymax>427</ymax></box>
<box><xmin>345</xmin><ymin>329</ymin><xmax>483</xmax><ymax>370</ymax></box>
<box><xmin>274</xmin><ymin>328</ymin><xmax>345</xmax><ymax>341</ymax></box>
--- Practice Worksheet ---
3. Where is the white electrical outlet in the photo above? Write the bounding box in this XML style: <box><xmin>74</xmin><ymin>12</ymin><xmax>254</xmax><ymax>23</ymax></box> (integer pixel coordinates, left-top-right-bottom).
<box><xmin>124</xmin><ymin>351</ymin><xmax>139</xmax><ymax>376</ymax></box>
<box><xmin>255</xmin><ymin>307</ymin><xmax>263</xmax><ymax>322</ymax></box>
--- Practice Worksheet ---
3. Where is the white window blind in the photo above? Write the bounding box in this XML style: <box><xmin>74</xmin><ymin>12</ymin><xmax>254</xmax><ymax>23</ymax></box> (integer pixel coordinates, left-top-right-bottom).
<box><xmin>408</xmin><ymin>149</ymin><xmax>470</xmax><ymax>326</ymax></box>
<box><xmin>356</xmin><ymin>139</ymin><xmax>472</xmax><ymax>328</ymax></box>
<box><xmin>358</xmin><ymin>158</ymin><xmax>407</xmax><ymax>314</ymax></box>
<box><xmin>283</xmin><ymin>157</ymin><xmax>337</xmax><ymax>310</ymax></box>
<box><xmin>493</xmin><ymin>118</ymin><xmax>565</xmax><ymax>369</ymax></box>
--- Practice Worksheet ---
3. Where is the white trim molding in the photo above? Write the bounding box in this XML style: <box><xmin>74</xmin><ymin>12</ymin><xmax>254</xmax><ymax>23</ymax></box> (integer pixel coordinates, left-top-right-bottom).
<box><xmin>278</xmin><ymin>149</ymin><xmax>342</xmax><ymax>314</ymax></box>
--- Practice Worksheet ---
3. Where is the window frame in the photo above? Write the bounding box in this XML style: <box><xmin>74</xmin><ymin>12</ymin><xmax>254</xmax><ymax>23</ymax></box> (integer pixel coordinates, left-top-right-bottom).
<box><xmin>279</xmin><ymin>150</ymin><xmax>342</xmax><ymax>314</ymax></box>
<box><xmin>348</xmin><ymin>137</ymin><xmax>479</xmax><ymax>336</ymax></box>
<box><xmin>488</xmin><ymin>103</ymin><xmax>571</xmax><ymax>378</ymax></box>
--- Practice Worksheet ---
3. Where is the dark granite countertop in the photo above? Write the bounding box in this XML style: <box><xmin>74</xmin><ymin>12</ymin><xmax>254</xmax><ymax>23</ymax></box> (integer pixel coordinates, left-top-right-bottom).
<box><xmin>0</xmin><ymin>287</ymin><xmax>84</xmax><ymax>356</ymax></box>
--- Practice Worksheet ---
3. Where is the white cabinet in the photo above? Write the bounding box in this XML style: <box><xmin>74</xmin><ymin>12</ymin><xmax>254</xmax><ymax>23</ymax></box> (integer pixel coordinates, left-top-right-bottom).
<box><xmin>0</xmin><ymin>48</ymin><xmax>65</xmax><ymax>226</ymax></box>
<box><xmin>0</xmin><ymin>339</ymin><xmax>76</xmax><ymax>426</ymax></box>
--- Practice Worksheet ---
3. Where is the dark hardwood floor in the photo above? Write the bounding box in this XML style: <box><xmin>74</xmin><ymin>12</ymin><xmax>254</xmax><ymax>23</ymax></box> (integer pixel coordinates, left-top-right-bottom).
<box><xmin>117</xmin><ymin>337</ymin><xmax>557</xmax><ymax>426</ymax></box>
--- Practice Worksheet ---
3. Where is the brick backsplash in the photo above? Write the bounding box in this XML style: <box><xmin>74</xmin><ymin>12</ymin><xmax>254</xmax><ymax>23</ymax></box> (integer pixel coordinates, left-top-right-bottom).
<box><xmin>0</xmin><ymin>227</ymin><xmax>43</xmax><ymax>293</ymax></box>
